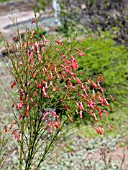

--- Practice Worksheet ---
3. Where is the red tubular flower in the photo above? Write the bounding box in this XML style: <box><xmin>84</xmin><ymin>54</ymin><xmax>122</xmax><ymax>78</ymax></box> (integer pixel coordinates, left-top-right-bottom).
<box><xmin>56</xmin><ymin>40</ymin><xmax>63</xmax><ymax>45</ymax></box>
<box><xmin>48</xmin><ymin>124</ymin><xmax>52</xmax><ymax>134</ymax></box>
<box><xmin>80</xmin><ymin>110</ymin><xmax>83</xmax><ymax>119</ymax></box>
<box><xmin>4</xmin><ymin>126</ymin><xmax>8</xmax><ymax>132</ymax></box>
<box><xmin>98</xmin><ymin>110</ymin><xmax>103</xmax><ymax>119</ymax></box>
<box><xmin>12</xmin><ymin>129</ymin><xmax>21</xmax><ymax>142</ymax></box>
<box><xmin>94</xmin><ymin>126</ymin><xmax>104</xmax><ymax>135</ymax></box>
<box><xmin>67</xmin><ymin>115</ymin><xmax>73</xmax><ymax>122</ymax></box>
<box><xmin>27</xmin><ymin>81</ymin><xmax>30</xmax><ymax>86</ymax></box>
<box><xmin>16</xmin><ymin>101</ymin><xmax>24</xmax><ymax>110</ymax></box>
<box><xmin>67</xmin><ymin>81</ymin><xmax>76</xmax><ymax>91</ymax></box>
<box><xmin>42</xmin><ymin>87</ymin><xmax>48</xmax><ymax>97</ymax></box>
<box><xmin>41</xmin><ymin>47</ymin><xmax>45</xmax><ymax>53</ymax></box>
<box><xmin>103</xmin><ymin>98</ymin><xmax>109</xmax><ymax>106</ymax></box>
<box><xmin>75</xmin><ymin>109</ymin><xmax>78</xmax><ymax>114</ymax></box>
<box><xmin>70</xmin><ymin>56</ymin><xmax>78</xmax><ymax>70</ymax></box>
<box><xmin>10</xmin><ymin>81</ymin><xmax>16</xmax><ymax>89</ymax></box>
<box><xmin>18</xmin><ymin>115</ymin><xmax>22</xmax><ymax>120</ymax></box>
<box><xmin>13</xmin><ymin>37</ymin><xmax>18</xmax><ymax>42</ymax></box>
<box><xmin>98</xmin><ymin>95</ymin><xmax>104</xmax><ymax>105</ymax></box>
<box><xmin>33</xmin><ymin>91</ymin><xmax>37</xmax><ymax>96</ymax></box>
<box><xmin>87</xmin><ymin>110</ymin><xmax>93</xmax><ymax>116</ymax></box>
<box><xmin>76</xmin><ymin>49</ymin><xmax>85</xmax><ymax>56</ymax></box>
<box><xmin>75</xmin><ymin>77</ymin><xmax>82</xmax><ymax>86</ymax></box>
<box><xmin>22</xmin><ymin>42</ymin><xmax>25</xmax><ymax>47</ymax></box>
<box><xmin>26</xmin><ymin>104</ymin><xmax>30</xmax><ymax>112</ymax></box>
<box><xmin>38</xmin><ymin>54</ymin><xmax>42</xmax><ymax>61</ymax></box>
<box><xmin>63</xmin><ymin>104</ymin><xmax>69</xmax><ymax>110</ymax></box>
<box><xmin>42</xmin><ymin>35</ymin><xmax>47</xmax><ymax>44</ymax></box>
<box><xmin>42</xmin><ymin>112</ymin><xmax>49</xmax><ymax>121</ymax></box>
<box><xmin>53</xmin><ymin>122</ymin><xmax>59</xmax><ymax>129</ymax></box>
<box><xmin>76</xmin><ymin>102</ymin><xmax>84</xmax><ymax>110</ymax></box>
<box><xmin>108</xmin><ymin>124</ymin><xmax>113</xmax><ymax>129</ymax></box>
<box><xmin>79</xmin><ymin>102</ymin><xmax>84</xmax><ymax>110</ymax></box>
<box><xmin>87</xmin><ymin>101</ymin><xmax>95</xmax><ymax>110</ymax></box>
<box><xmin>96</xmin><ymin>75</ymin><xmax>104</xmax><ymax>82</ymax></box>
<box><xmin>65</xmin><ymin>94</ymin><xmax>70</xmax><ymax>100</ymax></box>
<box><xmin>99</xmin><ymin>76</ymin><xmax>104</xmax><ymax>82</ymax></box>
<box><xmin>110</xmin><ymin>95</ymin><xmax>114</xmax><ymax>101</ymax></box>
<box><xmin>93</xmin><ymin>113</ymin><xmax>98</xmax><ymax>121</ymax></box>
<box><xmin>92</xmin><ymin>81</ymin><xmax>97</xmax><ymax>88</ymax></box>
<box><xmin>31</xmin><ymin>18</ymin><xmax>35</xmax><ymax>24</ymax></box>
<box><xmin>64</xmin><ymin>68</ymin><xmax>75</xmax><ymax>77</ymax></box>
<box><xmin>97</xmin><ymin>81</ymin><xmax>104</xmax><ymax>92</ymax></box>
<box><xmin>56</xmin><ymin>87</ymin><xmax>61</xmax><ymax>92</ymax></box>
<box><xmin>35</xmin><ymin>81</ymin><xmax>42</xmax><ymax>89</ymax></box>
<box><xmin>56</xmin><ymin>48</ymin><xmax>60</xmax><ymax>53</ymax></box>
<box><xmin>19</xmin><ymin>91</ymin><xmax>24</xmax><ymax>101</ymax></box>
<box><xmin>103</xmin><ymin>110</ymin><xmax>109</xmax><ymax>116</ymax></box>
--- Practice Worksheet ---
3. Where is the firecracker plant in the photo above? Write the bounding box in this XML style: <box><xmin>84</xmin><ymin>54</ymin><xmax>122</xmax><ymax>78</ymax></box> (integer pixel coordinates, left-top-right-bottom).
<box><xmin>1</xmin><ymin>16</ymin><xmax>114</xmax><ymax>170</ymax></box>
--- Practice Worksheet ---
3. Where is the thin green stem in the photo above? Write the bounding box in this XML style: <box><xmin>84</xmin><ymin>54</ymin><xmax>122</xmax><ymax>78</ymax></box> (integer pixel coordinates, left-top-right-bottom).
<box><xmin>19</xmin><ymin>118</ymin><xmax>25</xmax><ymax>170</ymax></box>
<box><xmin>36</xmin><ymin>130</ymin><xmax>60</xmax><ymax>169</ymax></box>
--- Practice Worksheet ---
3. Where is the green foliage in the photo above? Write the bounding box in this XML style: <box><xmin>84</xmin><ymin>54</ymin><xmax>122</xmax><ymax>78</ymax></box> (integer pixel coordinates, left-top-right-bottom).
<box><xmin>75</xmin><ymin>34</ymin><xmax>128</xmax><ymax>103</ymax></box>
<box><xmin>35</xmin><ymin>0</ymin><xmax>51</xmax><ymax>11</ymax></box>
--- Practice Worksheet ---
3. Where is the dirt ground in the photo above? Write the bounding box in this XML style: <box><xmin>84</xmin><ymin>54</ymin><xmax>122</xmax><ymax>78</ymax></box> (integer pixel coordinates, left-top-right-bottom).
<box><xmin>0</xmin><ymin>0</ymin><xmax>35</xmax><ymax>15</ymax></box>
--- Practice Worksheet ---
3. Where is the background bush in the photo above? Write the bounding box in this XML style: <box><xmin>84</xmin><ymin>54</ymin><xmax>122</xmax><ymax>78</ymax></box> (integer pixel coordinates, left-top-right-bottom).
<box><xmin>74</xmin><ymin>34</ymin><xmax>128</xmax><ymax>104</ymax></box>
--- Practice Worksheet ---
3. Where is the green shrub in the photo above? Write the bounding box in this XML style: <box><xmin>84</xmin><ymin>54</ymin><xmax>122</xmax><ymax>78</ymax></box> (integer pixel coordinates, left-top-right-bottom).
<box><xmin>75</xmin><ymin>35</ymin><xmax>128</xmax><ymax>103</ymax></box>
